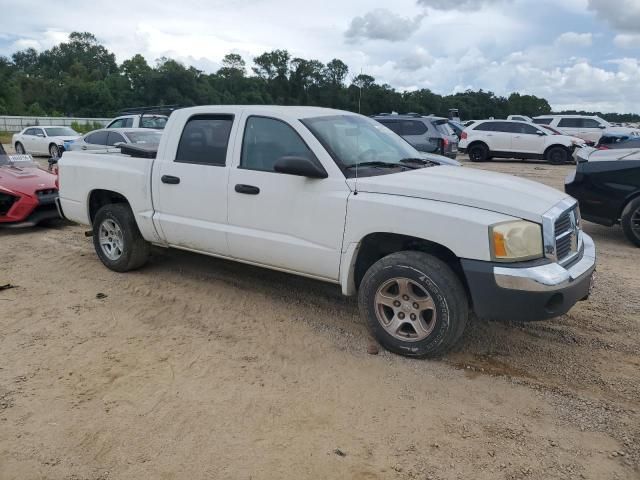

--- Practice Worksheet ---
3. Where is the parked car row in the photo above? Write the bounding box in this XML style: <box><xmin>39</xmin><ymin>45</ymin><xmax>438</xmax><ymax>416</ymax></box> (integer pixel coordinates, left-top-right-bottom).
<box><xmin>7</xmin><ymin>103</ymin><xmax>640</xmax><ymax>359</ymax></box>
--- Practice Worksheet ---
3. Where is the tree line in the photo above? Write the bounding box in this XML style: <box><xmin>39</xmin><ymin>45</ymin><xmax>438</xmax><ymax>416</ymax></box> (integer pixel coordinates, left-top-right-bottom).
<box><xmin>0</xmin><ymin>32</ymin><xmax>638</xmax><ymax>123</ymax></box>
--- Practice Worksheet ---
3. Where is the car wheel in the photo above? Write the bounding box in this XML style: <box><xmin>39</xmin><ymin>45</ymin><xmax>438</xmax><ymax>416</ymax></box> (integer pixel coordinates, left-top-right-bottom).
<box><xmin>546</xmin><ymin>146</ymin><xmax>569</xmax><ymax>165</ymax></box>
<box><xmin>15</xmin><ymin>142</ymin><xmax>25</xmax><ymax>154</ymax></box>
<box><xmin>621</xmin><ymin>197</ymin><xmax>640</xmax><ymax>247</ymax></box>
<box><xmin>49</xmin><ymin>144</ymin><xmax>60</xmax><ymax>159</ymax></box>
<box><xmin>468</xmin><ymin>143</ymin><xmax>489</xmax><ymax>162</ymax></box>
<box><xmin>358</xmin><ymin>251</ymin><xmax>468</xmax><ymax>358</ymax></box>
<box><xmin>92</xmin><ymin>203</ymin><xmax>150</xmax><ymax>272</ymax></box>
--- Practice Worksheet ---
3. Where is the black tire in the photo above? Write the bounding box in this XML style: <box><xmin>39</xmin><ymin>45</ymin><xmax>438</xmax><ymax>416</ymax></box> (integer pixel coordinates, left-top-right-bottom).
<box><xmin>468</xmin><ymin>143</ymin><xmax>489</xmax><ymax>162</ymax></box>
<box><xmin>546</xmin><ymin>146</ymin><xmax>569</xmax><ymax>165</ymax></box>
<box><xmin>49</xmin><ymin>143</ymin><xmax>60</xmax><ymax>159</ymax></box>
<box><xmin>92</xmin><ymin>203</ymin><xmax>150</xmax><ymax>272</ymax></box>
<box><xmin>358</xmin><ymin>251</ymin><xmax>468</xmax><ymax>358</ymax></box>
<box><xmin>15</xmin><ymin>142</ymin><xmax>25</xmax><ymax>154</ymax></box>
<box><xmin>621</xmin><ymin>197</ymin><xmax>640</xmax><ymax>247</ymax></box>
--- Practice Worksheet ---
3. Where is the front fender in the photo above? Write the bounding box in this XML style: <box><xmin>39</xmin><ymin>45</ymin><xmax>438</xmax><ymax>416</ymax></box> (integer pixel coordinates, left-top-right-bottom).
<box><xmin>339</xmin><ymin>193</ymin><xmax>515</xmax><ymax>295</ymax></box>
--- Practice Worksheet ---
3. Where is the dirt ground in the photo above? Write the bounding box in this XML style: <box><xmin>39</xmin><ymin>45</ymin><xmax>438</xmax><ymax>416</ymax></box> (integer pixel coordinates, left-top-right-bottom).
<box><xmin>1</xmin><ymin>147</ymin><xmax>638</xmax><ymax>480</ymax></box>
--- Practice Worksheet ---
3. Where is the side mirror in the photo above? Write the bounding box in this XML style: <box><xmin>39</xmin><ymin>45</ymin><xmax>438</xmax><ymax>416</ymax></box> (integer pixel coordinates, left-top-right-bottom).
<box><xmin>599</xmin><ymin>125</ymin><xmax>607</xmax><ymax>129</ymax></box>
<box><xmin>536</xmin><ymin>130</ymin><xmax>545</xmax><ymax>136</ymax></box>
<box><xmin>37</xmin><ymin>133</ymin><xmax>45</xmax><ymax>137</ymax></box>
<box><xmin>274</xmin><ymin>156</ymin><xmax>328</xmax><ymax>179</ymax></box>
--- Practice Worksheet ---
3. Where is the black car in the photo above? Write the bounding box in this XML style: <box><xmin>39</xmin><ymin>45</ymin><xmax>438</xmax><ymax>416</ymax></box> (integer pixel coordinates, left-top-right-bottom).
<box><xmin>565</xmin><ymin>147</ymin><xmax>640</xmax><ymax>246</ymax></box>
<box><xmin>596</xmin><ymin>133</ymin><xmax>640</xmax><ymax>150</ymax></box>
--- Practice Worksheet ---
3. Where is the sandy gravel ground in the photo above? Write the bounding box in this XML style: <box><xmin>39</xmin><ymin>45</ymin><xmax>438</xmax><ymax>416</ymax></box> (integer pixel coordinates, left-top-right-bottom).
<box><xmin>1</xmin><ymin>148</ymin><xmax>638</xmax><ymax>479</ymax></box>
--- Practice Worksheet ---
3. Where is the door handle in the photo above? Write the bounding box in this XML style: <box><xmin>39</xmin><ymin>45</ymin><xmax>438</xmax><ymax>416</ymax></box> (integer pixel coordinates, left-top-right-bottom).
<box><xmin>161</xmin><ymin>175</ymin><xmax>181</xmax><ymax>185</ymax></box>
<box><xmin>235</xmin><ymin>184</ymin><xmax>260</xmax><ymax>195</ymax></box>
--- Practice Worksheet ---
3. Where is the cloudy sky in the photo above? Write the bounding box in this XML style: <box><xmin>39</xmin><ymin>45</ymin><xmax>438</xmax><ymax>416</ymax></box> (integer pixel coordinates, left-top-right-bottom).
<box><xmin>1</xmin><ymin>0</ymin><xmax>640</xmax><ymax>112</ymax></box>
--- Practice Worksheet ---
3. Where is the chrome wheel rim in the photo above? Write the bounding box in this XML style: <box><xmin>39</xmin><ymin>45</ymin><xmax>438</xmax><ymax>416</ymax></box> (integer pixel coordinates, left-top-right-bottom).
<box><xmin>16</xmin><ymin>144</ymin><xmax>24</xmax><ymax>154</ymax></box>
<box><xmin>98</xmin><ymin>219</ymin><xmax>124</xmax><ymax>261</ymax></box>
<box><xmin>632</xmin><ymin>207</ymin><xmax>640</xmax><ymax>236</ymax></box>
<box><xmin>374</xmin><ymin>277</ymin><xmax>437</xmax><ymax>342</ymax></box>
<box><xmin>49</xmin><ymin>145</ymin><xmax>59</xmax><ymax>159</ymax></box>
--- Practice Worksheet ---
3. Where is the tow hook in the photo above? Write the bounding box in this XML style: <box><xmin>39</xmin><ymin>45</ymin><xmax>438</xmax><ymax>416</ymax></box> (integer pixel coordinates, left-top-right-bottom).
<box><xmin>84</xmin><ymin>230</ymin><xmax>93</xmax><ymax>237</ymax></box>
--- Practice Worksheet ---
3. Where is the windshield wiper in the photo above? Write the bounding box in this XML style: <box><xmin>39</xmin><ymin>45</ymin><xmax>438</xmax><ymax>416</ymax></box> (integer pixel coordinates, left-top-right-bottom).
<box><xmin>345</xmin><ymin>161</ymin><xmax>417</xmax><ymax>170</ymax></box>
<box><xmin>399</xmin><ymin>157</ymin><xmax>436</xmax><ymax>167</ymax></box>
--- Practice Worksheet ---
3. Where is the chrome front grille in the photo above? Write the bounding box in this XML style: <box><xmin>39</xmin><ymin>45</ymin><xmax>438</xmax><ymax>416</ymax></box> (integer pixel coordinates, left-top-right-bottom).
<box><xmin>543</xmin><ymin>199</ymin><xmax>582</xmax><ymax>266</ymax></box>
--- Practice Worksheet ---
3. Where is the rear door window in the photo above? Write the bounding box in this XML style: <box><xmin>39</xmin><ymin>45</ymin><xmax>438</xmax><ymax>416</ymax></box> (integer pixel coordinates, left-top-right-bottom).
<box><xmin>581</xmin><ymin>119</ymin><xmax>602</xmax><ymax>129</ymax></box>
<box><xmin>474</xmin><ymin>122</ymin><xmax>499</xmax><ymax>132</ymax></box>
<box><xmin>558</xmin><ymin>118</ymin><xmax>582</xmax><ymax>128</ymax></box>
<box><xmin>401</xmin><ymin>120</ymin><xmax>428</xmax><ymax>136</ymax></box>
<box><xmin>85</xmin><ymin>131</ymin><xmax>109</xmax><ymax>145</ymax></box>
<box><xmin>377</xmin><ymin>120</ymin><xmax>402</xmax><ymax>135</ymax></box>
<box><xmin>107</xmin><ymin>132</ymin><xmax>126</xmax><ymax>146</ymax></box>
<box><xmin>175</xmin><ymin>115</ymin><xmax>234</xmax><ymax>166</ymax></box>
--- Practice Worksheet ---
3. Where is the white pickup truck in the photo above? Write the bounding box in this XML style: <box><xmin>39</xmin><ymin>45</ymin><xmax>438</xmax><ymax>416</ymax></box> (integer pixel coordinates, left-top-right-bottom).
<box><xmin>58</xmin><ymin>106</ymin><xmax>596</xmax><ymax>357</ymax></box>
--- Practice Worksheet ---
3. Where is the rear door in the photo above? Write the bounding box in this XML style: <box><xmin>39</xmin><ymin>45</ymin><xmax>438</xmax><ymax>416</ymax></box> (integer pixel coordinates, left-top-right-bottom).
<box><xmin>510</xmin><ymin>122</ymin><xmax>546</xmax><ymax>154</ymax></box>
<box><xmin>106</xmin><ymin>131</ymin><xmax>126</xmax><ymax>147</ymax></box>
<box><xmin>152</xmin><ymin>112</ymin><xmax>237</xmax><ymax>256</ymax></box>
<box><xmin>557</xmin><ymin>118</ymin><xmax>591</xmax><ymax>141</ymax></box>
<box><xmin>400</xmin><ymin>120</ymin><xmax>435</xmax><ymax>153</ymax></box>
<box><xmin>474</xmin><ymin>121</ymin><xmax>512</xmax><ymax>152</ymax></box>
<box><xmin>82</xmin><ymin>131</ymin><xmax>109</xmax><ymax>150</ymax></box>
<box><xmin>226</xmin><ymin>113</ymin><xmax>349</xmax><ymax>280</ymax></box>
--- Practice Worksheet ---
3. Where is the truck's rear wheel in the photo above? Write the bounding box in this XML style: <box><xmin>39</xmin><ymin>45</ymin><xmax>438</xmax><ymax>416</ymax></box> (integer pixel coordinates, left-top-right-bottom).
<box><xmin>93</xmin><ymin>204</ymin><xmax>150</xmax><ymax>272</ymax></box>
<box><xmin>358</xmin><ymin>251</ymin><xmax>468</xmax><ymax>358</ymax></box>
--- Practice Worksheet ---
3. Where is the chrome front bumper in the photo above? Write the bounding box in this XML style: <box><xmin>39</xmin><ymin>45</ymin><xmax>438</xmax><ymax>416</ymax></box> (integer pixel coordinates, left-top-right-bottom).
<box><xmin>494</xmin><ymin>232</ymin><xmax>596</xmax><ymax>292</ymax></box>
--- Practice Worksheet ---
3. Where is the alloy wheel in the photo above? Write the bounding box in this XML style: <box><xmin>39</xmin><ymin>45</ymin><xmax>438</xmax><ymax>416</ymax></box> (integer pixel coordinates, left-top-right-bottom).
<box><xmin>374</xmin><ymin>277</ymin><xmax>437</xmax><ymax>342</ymax></box>
<box><xmin>98</xmin><ymin>219</ymin><xmax>124</xmax><ymax>261</ymax></box>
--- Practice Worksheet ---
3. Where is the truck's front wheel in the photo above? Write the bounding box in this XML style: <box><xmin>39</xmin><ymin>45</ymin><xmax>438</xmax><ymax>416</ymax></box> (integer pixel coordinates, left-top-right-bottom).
<box><xmin>93</xmin><ymin>204</ymin><xmax>150</xmax><ymax>272</ymax></box>
<box><xmin>358</xmin><ymin>251</ymin><xmax>468</xmax><ymax>358</ymax></box>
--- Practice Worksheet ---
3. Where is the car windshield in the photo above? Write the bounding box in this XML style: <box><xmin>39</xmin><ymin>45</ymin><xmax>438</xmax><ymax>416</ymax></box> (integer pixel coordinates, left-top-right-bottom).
<box><xmin>301</xmin><ymin>115</ymin><xmax>424</xmax><ymax>176</ymax></box>
<box><xmin>44</xmin><ymin>127</ymin><xmax>78</xmax><ymax>136</ymax></box>
<box><xmin>140</xmin><ymin>116</ymin><xmax>168</xmax><ymax>129</ymax></box>
<box><xmin>124</xmin><ymin>131</ymin><xmax>163</xmax><ymax>144</ymax></box>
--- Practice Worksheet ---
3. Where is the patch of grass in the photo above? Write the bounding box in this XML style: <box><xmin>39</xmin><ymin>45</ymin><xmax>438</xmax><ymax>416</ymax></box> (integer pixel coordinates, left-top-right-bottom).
<box><xmin>0</xmin><ymin>131</ymin><xmax>12</xmax><ymax>145</ymax></box>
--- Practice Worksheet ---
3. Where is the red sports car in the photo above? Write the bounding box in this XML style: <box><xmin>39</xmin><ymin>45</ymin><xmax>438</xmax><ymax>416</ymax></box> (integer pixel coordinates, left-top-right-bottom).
<box><xmin>0</xmin><ymin>143</ymin><xmax>61</xmax><ymax>227</ymax></box>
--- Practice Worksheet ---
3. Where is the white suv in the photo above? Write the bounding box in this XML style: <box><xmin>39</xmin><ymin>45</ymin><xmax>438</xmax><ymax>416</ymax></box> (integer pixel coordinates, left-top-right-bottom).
<box><xmin>459</xmin><ymin>120</ymin><xmax>580</xmax><ymax>164</ymax></box>
<box><xmin>532</xmin><ymin>115</ymin><xmax>640</xmax><ymax>143</ymax></box>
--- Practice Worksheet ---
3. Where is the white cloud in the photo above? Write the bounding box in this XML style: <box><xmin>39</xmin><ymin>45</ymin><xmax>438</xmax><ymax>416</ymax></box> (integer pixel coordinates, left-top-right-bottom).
<box><xmin>555</xmin><ymin>32</ymin><xmax>593</xmax><ymax>47</ymax></box>
<box><xmin>588</xmin><ymin>0</ymin><xmax>640</xmax><ymax>33</ymax></box>
<box><xmin>1</xmin><ymin>0</ymin><xmax>640</xmax><ymax>112</ymax></box>
<box><xmin>613</xmin><ymin>33</ymin><xmax>640</xmax><ymax>49</ymax></box>
<box><xmin>345</xmin><ymin>9</ymin><xmax>424</xmax><ymax>43</ymax></box>
<box><xmin>416</xmin><ymin>0</ymin><xmax>512</xmax><ymax>10</ymax></box>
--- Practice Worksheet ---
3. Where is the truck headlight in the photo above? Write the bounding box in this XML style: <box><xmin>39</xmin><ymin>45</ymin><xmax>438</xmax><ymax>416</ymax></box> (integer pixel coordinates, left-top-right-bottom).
<box><xmin>489</xmin><ymin>220</ymin><xmax>543</xmax><ymax>262</ymax></box>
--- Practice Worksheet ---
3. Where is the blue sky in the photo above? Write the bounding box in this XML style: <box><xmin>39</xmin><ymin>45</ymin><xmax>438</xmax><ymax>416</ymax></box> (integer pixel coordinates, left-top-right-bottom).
<box><xmin>1</xmin><ymin>0</ymin><xmax>640</xmax><ymax>112</ymax></box>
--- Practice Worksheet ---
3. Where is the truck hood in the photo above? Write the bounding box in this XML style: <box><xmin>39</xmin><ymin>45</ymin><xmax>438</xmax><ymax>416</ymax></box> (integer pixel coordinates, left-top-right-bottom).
<box><xmin>348</xmin><ymin>166</ymin><xmax>570</xmax><ymax>222</ymax></box>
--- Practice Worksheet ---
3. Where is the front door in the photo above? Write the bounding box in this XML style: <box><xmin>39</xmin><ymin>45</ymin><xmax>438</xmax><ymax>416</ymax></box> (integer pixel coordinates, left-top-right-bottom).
<box><xmin>226</xmin><ymin>114</ymin><xmax>349</xmax><ymax>281</ymax></box>
<box><xmin>510</xmin><ymin>123</ymin><xmax>546</xmax><ymax>154</ymax></box>
<box><xmin>152</xmin><ymin>113</ymin><xmax>236</xmax><ymax>256</ymax></box>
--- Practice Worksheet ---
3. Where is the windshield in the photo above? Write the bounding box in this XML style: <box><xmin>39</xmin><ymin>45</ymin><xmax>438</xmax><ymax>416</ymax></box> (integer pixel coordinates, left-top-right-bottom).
<box><xmin>44</xmin><ymin>127</ymin><xmax>78</xmax><ymax>137</ymax></box>
<box><xmin>140</xmin><ymin>116</ymin><xmax>168</xmax><ymax>129</ymax></box>
<box><xmin>301</xmin><ymin>115</ymin><xmax>423</xmax><ymax>176</ymax></box>
<box><xmin>124</xmin><ymin>131</ymin><xmax>163</xmax><ymax>144</ymax></box>
<box><xmin>0</xmin><ymin>152</ymin><xmax>37</xmax><ymax>168</ymax></box>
